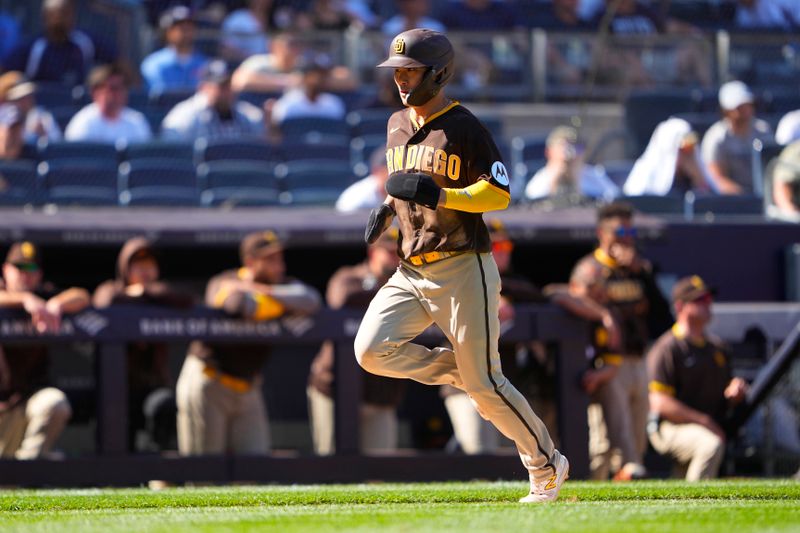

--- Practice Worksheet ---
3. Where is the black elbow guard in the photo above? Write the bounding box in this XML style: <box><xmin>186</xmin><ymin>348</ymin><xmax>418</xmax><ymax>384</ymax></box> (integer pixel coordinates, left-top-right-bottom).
<box><xmin>365</xmin><ymin>203</ymin><xmax>396</xmax><ymax>244</ymax></box>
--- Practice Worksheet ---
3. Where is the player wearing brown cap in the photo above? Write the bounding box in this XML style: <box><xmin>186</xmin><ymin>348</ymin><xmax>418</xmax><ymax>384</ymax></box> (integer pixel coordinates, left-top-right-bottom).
<box><xmin>176</xmin><ymin>231</ymin><xmax>321</xmax><ymax>456</ymax></box>
<box><xmin>93</xmin><ymin>237</ymin><xmax>194</xmax><ymax>452</ymax></box>
<box><xmin>0</xmin><ymin>241</ymin><xmax>90</xmax><ymax>458</ymax></box>
<box><xmin>355</xmin><ymin>28</ymin><xmax>569</xmax><ymax>503</ymax></box>
<box><xmin>646</xmin><ymin>275</ymin><xmax>747</xmax><ymax>480</ymax></box>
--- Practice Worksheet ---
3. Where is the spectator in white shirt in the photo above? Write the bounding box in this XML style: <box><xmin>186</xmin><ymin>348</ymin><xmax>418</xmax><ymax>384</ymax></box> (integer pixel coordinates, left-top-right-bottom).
<box><xmin>776</xmin><ymin>110</ymin><xmax>800</xmax><ymax>146</ymax></box>
<box><xmin>268</xmin><ymin>53</ymin><xmax>346</xmax><ymax>127</ymax></box>
<box><xmin>624</xmin><ymin>118</ymin><xmax>715</xmax><ymax>196</ymax></box>
<box><xmin>525</xmin><ymin>126</ymin><xmax>618</xmax><ymax>202</ymax></box>
<box><xmin>335</xmin><ymin>145</ymin><xmax>388</xmax><ymax>212</ymax></box>
<box><xmin>64</xmin><ymin>63</ymin><xmax>151</xmax><ymax>144</ymax></box>
<box><xmin>161</xmin><ymin>59</ymin><xmax>264</xmax><ymax>141</ymax></box>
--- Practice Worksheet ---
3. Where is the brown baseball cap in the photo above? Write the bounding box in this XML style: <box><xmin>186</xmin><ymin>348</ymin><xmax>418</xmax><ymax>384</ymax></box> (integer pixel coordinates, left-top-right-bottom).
<box><xmin>5</xmin><ymin>241</ymin><xmax>41</xmax><ymax>270</ymax></box>
<box><xmin>240</xmin><ymin>230</ymin><xmax>282</xmax><ymax>262</ymax></box>
<box><xmin>672</xmin><ymin>275</ymin><xmax>716</xmax><ymax>303</ymax></box>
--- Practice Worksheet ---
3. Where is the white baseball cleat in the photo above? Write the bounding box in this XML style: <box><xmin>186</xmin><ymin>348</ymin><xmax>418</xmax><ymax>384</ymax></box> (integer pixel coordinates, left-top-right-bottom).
<box><xmin>519</xmin><ymin>454</ymin><xmax>570</xmax><ymax>503</ymax></box>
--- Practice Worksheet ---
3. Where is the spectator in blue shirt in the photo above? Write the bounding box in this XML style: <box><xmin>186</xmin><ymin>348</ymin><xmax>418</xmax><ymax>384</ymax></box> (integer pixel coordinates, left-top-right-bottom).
<box><xmin>5</xmin><ymin>0</ymin><xmax>116</xmax><ymax>88</ymax></box>
<box><xmin>141</xmin><ymin>6</ymin><xmax>208</xmax><ymax>94</ymax></box>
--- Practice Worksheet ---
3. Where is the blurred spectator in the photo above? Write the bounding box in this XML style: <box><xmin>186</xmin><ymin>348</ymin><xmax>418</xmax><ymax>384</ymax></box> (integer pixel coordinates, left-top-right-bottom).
<box><xmin>524</xmin><ymin>126</ymin><xmax>618</xmax><ymax>203</ymax></box>
<box><xmin>295</xmin><ymin>0</ymin><xmax>363</xmax><ymax>31</ymax></box>
<box><xmin>0</xmin><ymin>241</ymin><xmax>90</xmax><ymax>459</ymax></box>
<box><xmin>734</xmin><ymin>0</ymin><xmax>800</xmax><ymax>30</ymax></box>
<box><xmin>770</xmin><ymin>141</ymin><xmax>800</xmax><ymax>218</ymax></box>
<box><xmin>0</xmin><ymin>11</ymin><xmax>20</xmax><ymax>66</ymax></box>
<box><xmin>569</xmin><ymin>201</ymin><xmax>673</xmax><ymax>481</ymax></box>
<box><xmin>5</xmin><ymin>0</ymin><xmax>116</xmax><ymax>87</ymax></box>
<box><xmin>336</xmin><ymin>145</ymin><xmax>389</xmax><ymax>212</ymax></box>
<box><xmin>624</xmin><ymin>118</ymin><xmax>715</xmax><ymax>196</ymax></box>
<box><xmin>65</xmin><ymin>63</ymin><xmax>152</xmax><ymax>144</ymax></box>
<box><xmin>141</xmin><ymin>6</ymin><xmax>209</xmax><ymax>94</ymax></box>
<box><xmin>232</xmin><ymin>33</ymin><xmax>304</xmax><ymax>93</ymax></box>
<box><xmin>0</xmin><ymin>104</ymin><xmax>25</xmax><ymax>161</ymax></box>
<box><xmin>307</xmin><ymin>228</ymin><xmax>405</xmax><ymax>455</ymax></box>
<box><xmin>177</xmin><ymin>231</ymin><xmax>321</xmax><ymax>455</ymax></box>
<box><xmin>701</xmin><ymin>81</ymin><xmax>773</xmax><ymax>195</ymax></box>
<box><xmin>93</xmin><ymin>238</ymin><xmax>194</xmax><ymax>452</ymax></box>
<box><xmin>647</xmin><ymin>275</ymin><xmax>747</xmax><ymax>481</ymax></box>
<box><xmin>268</xmin><ymin>54</ymin><xmax>346</xmax><ymax>126</ymax></box>
<box><xmin>381</xmin><ymin>0</ymin><xmax>445</xmax><ymax>36</ymax></box>
<box><xmin>530</xmin><ymin>0</ymin><xmax>596</xmax><ymax>29</ymax></box>
<box><xmin>441</xmin><ymin>0</ymin><xmax>522</xmax><ymax>30</ymax></box>
<box><xmin>530</xmin><ymin>0</ymin><xmax>595</xmax><ymax>87</ymax></box>
<box><xmin>591</xmin><ymin>0</ymin><xmax>710</xmax><ymax>88</ymax></box>
<box><xmin>775</xmin><ymin>109</ymin><xmax>800</xmax><ymax>146</ymax></box>
<box><xmin>161</xmin><ymin>59</ymin><xmax>264</xmax><ymax>141</ymax></box>
<box><xmin>233</xmin><ymin>33</ymin><xmax>357</xmax><ymax>94</ymax></box>
<box><xmin>0</xmin><ymin>72</ymin><xmax>62</xmax><ymax>144</ymax></box>
<box><xmin>359</xmin><ymin>68</ymin><xmax>403</xmax><ymax>109</ymax></box>
<box><xmin>220</xmin><ymin>0</ymin><xmax>272</xmax><ymax>63</ymax></box>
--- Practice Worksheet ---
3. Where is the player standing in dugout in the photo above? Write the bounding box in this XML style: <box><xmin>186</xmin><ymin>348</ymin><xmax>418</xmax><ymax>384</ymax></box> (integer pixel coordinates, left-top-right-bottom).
<box><xmin>354</xmin><ymin>28</ymin><xmax>569</xmax><ymax>503</ymax></box>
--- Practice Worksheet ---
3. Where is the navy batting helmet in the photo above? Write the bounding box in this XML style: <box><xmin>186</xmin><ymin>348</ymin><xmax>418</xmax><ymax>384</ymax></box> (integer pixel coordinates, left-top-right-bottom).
<box><xmin>377</xmin><ymin>28</ymin><xmax>454</xmax><ymax>106</ymax></box>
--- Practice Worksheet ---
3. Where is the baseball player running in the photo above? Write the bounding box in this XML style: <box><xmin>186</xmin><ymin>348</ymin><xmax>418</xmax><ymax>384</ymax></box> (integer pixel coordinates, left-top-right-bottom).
<box><xmin>354</xmin><ymin>28</ymin><xmax>569</xmax><ymax>503</ymax></box>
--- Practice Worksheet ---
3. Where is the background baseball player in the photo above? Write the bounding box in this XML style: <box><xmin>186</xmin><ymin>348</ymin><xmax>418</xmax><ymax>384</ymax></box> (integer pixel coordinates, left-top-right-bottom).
<box><xmin>354</xmin><ymin>28</ymin><xmax>569</xmax><ymax>503</ymax></box>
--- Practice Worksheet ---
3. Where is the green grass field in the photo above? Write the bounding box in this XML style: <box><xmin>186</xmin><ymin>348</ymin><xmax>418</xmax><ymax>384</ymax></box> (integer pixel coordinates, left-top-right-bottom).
<box><xmin>0</xmin><ymin>480</ymin><xmax>798</xmax><ymax>532</ymax></box>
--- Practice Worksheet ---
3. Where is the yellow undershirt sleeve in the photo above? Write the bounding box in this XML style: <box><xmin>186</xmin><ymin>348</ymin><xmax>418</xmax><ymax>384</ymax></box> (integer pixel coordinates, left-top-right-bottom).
<box><xmin>442</xmin><ymin>180</ymin><xmax>510</xmax><ymax>213</ymax></box>
<box><xmin>252</xmin><ymin>293</ymin><xmax>285</xmax><ymax>321</ymax></box>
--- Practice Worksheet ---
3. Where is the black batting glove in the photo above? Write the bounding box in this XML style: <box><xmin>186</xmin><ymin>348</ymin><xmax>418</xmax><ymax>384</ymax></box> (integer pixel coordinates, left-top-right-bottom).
<box><xmin>386</xmin><ymin>173</ymin><xmax>441</xmax><ymax>210</ymax></box>
<box><xmin>365</xmin><ymin>203</ymin><xmax>396</xmax><ymax>244</ymax></box>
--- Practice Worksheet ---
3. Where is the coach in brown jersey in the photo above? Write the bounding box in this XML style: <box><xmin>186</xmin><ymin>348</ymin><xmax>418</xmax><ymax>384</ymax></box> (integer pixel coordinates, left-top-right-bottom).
<box><xmin>354</xmin><ymin>28</ymin><xmax>569</xmax><ymax>503</ymax></box>
<box><xmin>647</xmin><ymin>276</ymin><xmax>747</xmax><ymax>481</ymax></box>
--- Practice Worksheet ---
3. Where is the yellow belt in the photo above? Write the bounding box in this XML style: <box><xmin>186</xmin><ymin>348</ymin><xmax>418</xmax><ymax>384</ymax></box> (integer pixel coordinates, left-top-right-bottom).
<box><xmin>202</xmin><ymin>366</ymin><xmax>253</xmax><ymax>393</ymax></box>
<box><xmin>407</xmin><ymin>251</ymin><xmax>465</xmax><ymax>266</ymax></box>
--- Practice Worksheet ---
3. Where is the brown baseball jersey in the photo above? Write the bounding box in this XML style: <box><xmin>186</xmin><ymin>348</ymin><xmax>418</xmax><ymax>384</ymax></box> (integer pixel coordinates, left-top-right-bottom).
<box><xmin>385</xmin><ymin>102</ymin><xmax>510</xmax><ymax>260</ymax></box>
<box><xmin>647</xmin><ymin>325</ymin><xmax>732</xmax><ymax>424</ymax></box>
<box><xmin>570</xmin><ymin>249</ymin><xmax>651</xmax><ymax>358</ymax></box>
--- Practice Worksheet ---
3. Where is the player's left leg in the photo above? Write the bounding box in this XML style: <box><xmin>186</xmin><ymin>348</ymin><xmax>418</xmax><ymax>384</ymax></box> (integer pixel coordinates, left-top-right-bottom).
<box><xmin>424</xmin><ymin>252</ymin><xmax>568</xmax><ymax>501</ymax></box>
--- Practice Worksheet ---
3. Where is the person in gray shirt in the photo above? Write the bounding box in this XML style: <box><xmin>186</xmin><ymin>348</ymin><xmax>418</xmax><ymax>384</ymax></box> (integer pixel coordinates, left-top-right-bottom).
<box><xmin>161</xmin><ymin>59</ymin><xmax>264</xmax><ymax>142</ymax></box>
<box><xmin>700</xmin><ymin>80</ymin><xmax>773</xmax><ymax>195</ymax></box>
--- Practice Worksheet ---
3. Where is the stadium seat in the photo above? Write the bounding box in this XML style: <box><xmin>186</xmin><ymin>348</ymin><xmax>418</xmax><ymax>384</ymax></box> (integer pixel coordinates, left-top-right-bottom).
<box><xmin>510</xmin><ymin>135</ymin><xmax>547</xmax><ymax>169</ymax></box>
<box><xmin>350</xmin><ymin>134</ymin><xmax>386</xmax><ymax>172</ymax></box>
<box><xmin>49</xmin><ymin>105</ymin><xmax>80</xmax><ymax>132</ymax></box>
<box><xmin>197</xmin><ymin>161</ymin><xmax>281</xmax><ymax>207</ymax></box>
<box><xmin>346</xmin><ymin>108</ymin><xmax>395</xmax><ymax>137</ymax></box>
<box><xmin>685</xmin><ymin>193</ymin><xmax>764</xmax><ymax>218</ymax></box>
<box><xmin>118</xmin><ymin>159</ymin><xmax>199</xmax><ymax>206</ymax></box>
<box><xmin>600</xmin><ymin>160</ymin><xmax>636</xmax><ymax>187</ymax></box>
<box><xmin>148</xmin><ymin>89</ymin><xmax>193</xmax><ymax>110</ymax></box>
<box><xmin>38</xmin><ymin>140</ymin><xmax>119</xmax><ymax>162</ymax></box>
<box><xmin>275</xmin><ymin>159</ymin><xmax>354</xmax><ymax>206</ymax></box>
<box><xmin>475</xmin><ymin>115</ymin><xmax>504</xmax><ymax>140</ymax></box>
<box><xmin>279</xmin><ymin>140</ymin><xmax>351</xmax><ymax>163</ymax></box>
<box><xmin>121</xmin><ymin>140</ymin><xmax>195</xmax><ymax>164</ymax></box>
<box><xmin>280</xmin><ymin>117</ymin><xmax>351</xmax><ymax>141</ymax></box>
<box><xmin>0</xmin><ymin>160</ymin><xmax>40</xmax><ymax>205</ymax></box>
<box><xmin>753</xmin><ymin>140</ymin><xmax>783</xmax><ymax>198</ymax></box>
<box><xmin>195</xmin><ymin>137</ymin><xmax>281</xmax><ymax>164</ymax></box>
<box><xmin>33</xmin><ymin>82</ymin><xmax>80</xmax><ymax>109</ymax></box>
<box><xmin>238</xmin><ymin>91</ymin><xmax>281</xmax><ymax>108</ymax></box>
<box><xmin>622</xmin><ymin>194</ymin><xmax>686</xmax><ymax>216</ymax></box>
<box><xmin>38</xmin><ymin>160</ymin><xmax>118</xmax><ymax>205</ymax></box>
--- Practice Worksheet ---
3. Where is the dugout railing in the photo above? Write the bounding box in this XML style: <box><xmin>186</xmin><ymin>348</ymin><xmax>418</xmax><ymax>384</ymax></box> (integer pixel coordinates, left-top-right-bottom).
<box><xmin>1</xmin><ymin>303</ymin><xmax>796</xmax><ymax>486</ymax></box>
